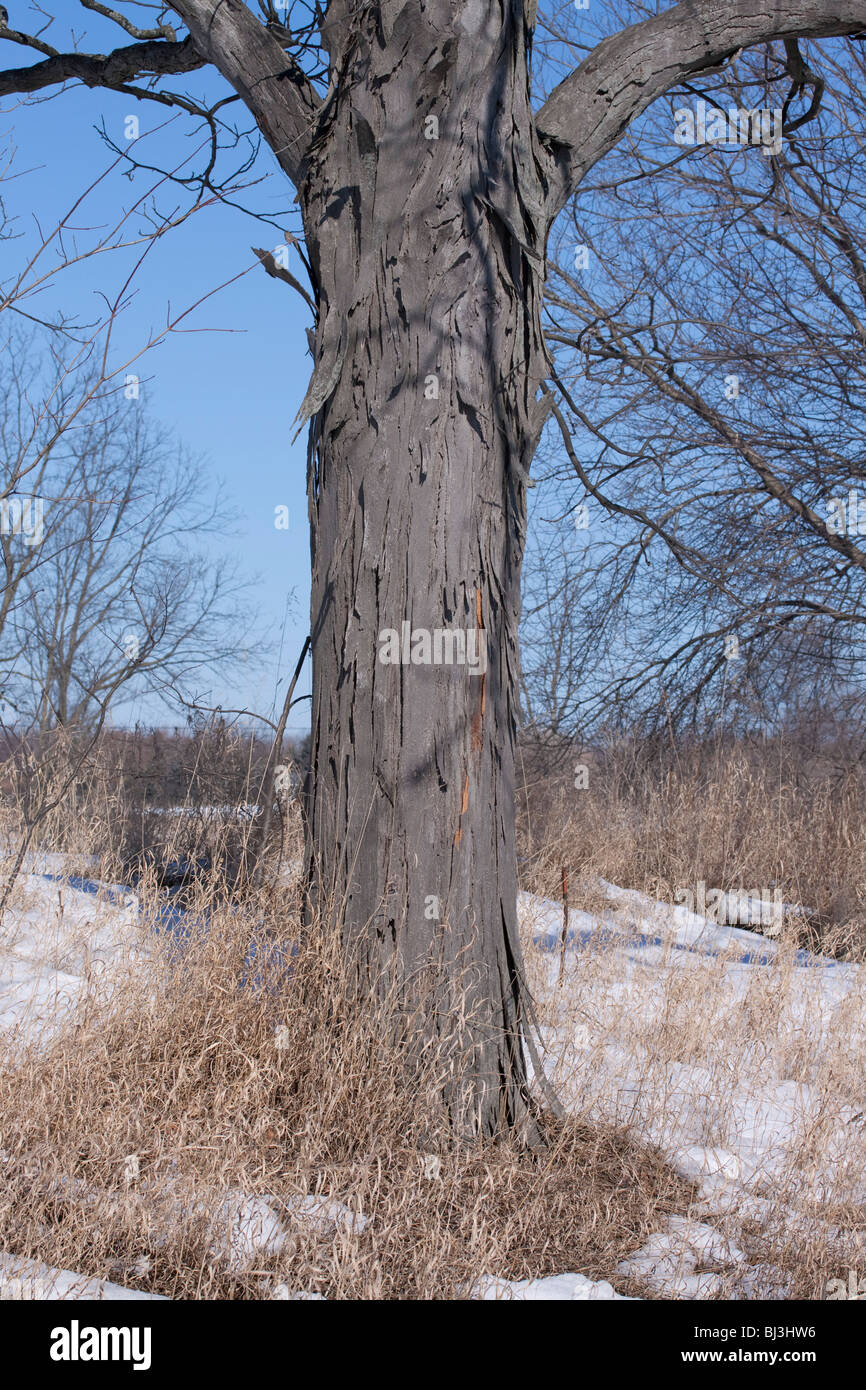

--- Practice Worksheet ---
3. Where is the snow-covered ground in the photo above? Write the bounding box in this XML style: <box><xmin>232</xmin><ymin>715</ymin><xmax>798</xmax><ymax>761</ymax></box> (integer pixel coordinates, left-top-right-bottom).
<box><xmin>0</xmin><ymin>863</ymin><xmax>143</xmax><ymax>1046</ymax></box>
<box><xmin>524</xmin><ymin>882</ymin><xmax>866</xmax><ymax>1299</ymax></box>
<box><xmin>0</xmin><ymin>1253</ymin><xmax>169</xmax><ymax>1301</ymax></box>
<box><xmin>1</xmin><ymin>862</ymin><xmax>864</xmax><ymax>1299</ymax></box>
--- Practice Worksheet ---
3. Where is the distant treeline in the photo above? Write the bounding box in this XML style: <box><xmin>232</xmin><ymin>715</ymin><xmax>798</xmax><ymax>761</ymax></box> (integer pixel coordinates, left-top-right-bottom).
<box><xmin>0</xmin><ymin>722</ymin><xmax>311</xmax><ymax>810</ymax></box>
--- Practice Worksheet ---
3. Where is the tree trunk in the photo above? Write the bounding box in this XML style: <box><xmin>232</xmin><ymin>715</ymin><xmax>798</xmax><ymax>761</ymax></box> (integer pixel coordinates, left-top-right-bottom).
<box><xmin>299</xmin><ymin>1</ymin><xmax>552</xmax><ymax>1135</ymax></box>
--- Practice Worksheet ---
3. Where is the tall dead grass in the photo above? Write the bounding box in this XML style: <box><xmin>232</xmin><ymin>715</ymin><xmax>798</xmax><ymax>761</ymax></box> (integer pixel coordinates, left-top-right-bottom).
<box><xmin>518</xmin><ymin>734</ymin><xmax>866</xmax><ymax>959</ymax></box>
<box><xmin>2</xmin><ymin>728</ymin><xmax>864</xmax><ymax>1300</ymax></box>
<box><xmin>0</xmin><ymin>780</ymin><xmax>689</xmax><ymax>1299</ymax></box>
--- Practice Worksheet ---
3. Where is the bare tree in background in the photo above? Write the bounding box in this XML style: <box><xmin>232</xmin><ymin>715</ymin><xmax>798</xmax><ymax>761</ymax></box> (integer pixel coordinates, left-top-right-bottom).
<box><xmin>4</xmin><ymin>0</ymin><xmax>866</xmax><ymax>1133</ymax></box>
<box><xmin>0</xmin><ymin>131</ymin><xmax>256</xmax><ymax>719</ymax></box>
<box><xmin>3</xmin><ymin>363</ymin><xmax>257</xmax><ymax>732</ymax></box>
<box><xmin>0</xmin><ymin>141</ymin><xmax>266</xmax><ymax>915</ymax></box>
<box><xmin>524</xmin><ymin>28</ymin><xmax>866</xmax><ymax>744</ymax></box>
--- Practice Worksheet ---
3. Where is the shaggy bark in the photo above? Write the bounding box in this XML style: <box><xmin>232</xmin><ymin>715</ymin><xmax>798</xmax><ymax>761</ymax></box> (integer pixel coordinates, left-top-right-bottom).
<box><xmin>297</xmin><ymin>1</ymin><xmax>552</xmax><ymax>1134</ymax></box>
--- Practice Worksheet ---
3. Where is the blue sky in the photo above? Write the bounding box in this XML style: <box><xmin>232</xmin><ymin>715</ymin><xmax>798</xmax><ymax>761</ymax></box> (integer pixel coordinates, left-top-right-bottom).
<box><xmin>2</xmin><ymin>10</ymin><xmax>315</xmax><ymax>733</ymax></box>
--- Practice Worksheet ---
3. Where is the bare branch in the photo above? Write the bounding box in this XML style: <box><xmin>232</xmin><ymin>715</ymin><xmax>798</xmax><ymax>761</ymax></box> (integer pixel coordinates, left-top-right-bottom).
<box><xmin>537</xmin><ymin>0</ymin><xmax>866</xmax><ymax>220</ymax></box>
<box><xmin>0</xmin><ymin>33</ymin><xmax>205</xmax><ymax>99</ymax></box>
<box><xmin>169</xmin><ymin>0</ymin><xmax>320</xmax><ymax>185</ymax></box>
<box><xmin>77</xmin><ymin>1</ymin><xmax>178</xmax><ymax>42</ymax></box>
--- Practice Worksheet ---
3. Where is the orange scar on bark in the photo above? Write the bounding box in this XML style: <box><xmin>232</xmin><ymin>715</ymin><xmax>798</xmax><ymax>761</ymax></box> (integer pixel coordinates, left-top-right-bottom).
<box><xmin>471</xmin><ymin>587</ymin><xmax>486</xmax><ymax>750</ymax></box>
<box><xmin>453</xmin><ymin>770</ymin><xmax>470</xmax><ymax>846</ymax></box>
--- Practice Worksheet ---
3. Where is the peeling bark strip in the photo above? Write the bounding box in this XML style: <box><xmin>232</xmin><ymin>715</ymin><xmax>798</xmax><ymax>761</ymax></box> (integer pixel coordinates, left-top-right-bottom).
<box><xmin>472</xmin><ymin>587</ymin><xmax>486</xmax><ymax>753</ymax></box>
<box><xmin>299</xmin><ymin>0</ymin><xmax>551</xmax><ymax>1136</ymax></box>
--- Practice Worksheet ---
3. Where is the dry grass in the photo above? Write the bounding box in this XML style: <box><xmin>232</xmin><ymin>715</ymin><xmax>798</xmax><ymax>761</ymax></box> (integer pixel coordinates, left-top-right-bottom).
<box><xmin>510</xmin><ymin>734</ymin><xmax>866</xmax><ymax>1296</ymax></box>
<box><xmin>0</xmin><ymin>806</ymin><xmax>690</xmax><ymax>1299</ymax></box>
<box><xmin>2</xmin><ymin>730</ymin><xmax>864</xmax><ymax>1299</ymax></box>
<box><xmin>517</xmin><ymin>735</ymin><xmax>866</xmax><ymax>960</ymax></box>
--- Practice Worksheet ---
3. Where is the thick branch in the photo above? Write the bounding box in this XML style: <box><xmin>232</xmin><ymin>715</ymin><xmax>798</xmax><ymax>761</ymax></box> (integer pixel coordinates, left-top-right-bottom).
<box><xmin>0</xmin><ymin>33</ymin><xmax>205</xmax><ymax>98</ymax></box>
<box><xmin>536</xmin><ymin>0</ymin><xmax>866</xmax><ymax>220</ymax></box>
<box><xmin>0</xmin><ymin>2</ymin><xmax>321</xmax><ymax>188</ymax></box>
<box><xmin>169</xmin><ymin>0</ymin><xmax>320</xmax><ymax>185</ymax></box>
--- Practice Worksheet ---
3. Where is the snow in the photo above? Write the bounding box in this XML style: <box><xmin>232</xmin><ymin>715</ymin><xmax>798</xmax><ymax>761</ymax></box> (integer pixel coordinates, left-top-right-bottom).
<box><xmin>525</xmin><ymin>881</ymin><xmax>866</xmax><ymax>1297</ymax></box>
<box><xmin>0</xmin><ymin>1254</ymin><xmax>168</xmax><ymax>1301</ymax></box>
<box><xmin>216</xmin><ymin>1191</ymin><xmax>368</xmax><ymax>1270</ymax></box>
<box><xmin>615</xmin><ymin>1217</ymin><xmax>746</xmax><ymax>1299</ymax></box>
<box><xmin>2</xmin><ymin>860</ymin><xmax>864</xmax><ymax>1300</ymax></box>
<box><xmin>474</xmin><ymin>1273</ymin><xmax>632</xmax><ymax>1300</ymax></box>
<box><xmin>0</xmin><ymin>869</ymin><xmax>143</xmax><ymax>1045</ymax></box>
